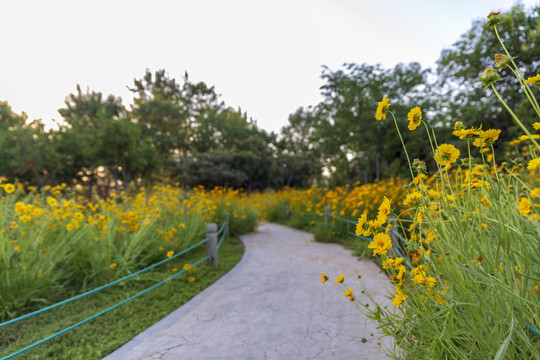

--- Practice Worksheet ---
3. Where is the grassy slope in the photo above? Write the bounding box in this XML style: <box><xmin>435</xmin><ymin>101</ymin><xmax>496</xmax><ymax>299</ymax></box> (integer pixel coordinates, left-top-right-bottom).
<box><xmin>0</xmin><ymin>237</ymin><xmax>244</xmax><ymax>360</ymax></box>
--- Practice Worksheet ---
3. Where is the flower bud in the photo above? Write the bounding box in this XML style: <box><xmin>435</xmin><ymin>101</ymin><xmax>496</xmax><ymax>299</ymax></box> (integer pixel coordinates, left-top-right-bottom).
<box><xmin>453</xmin><ymin>121</ymin><xmax>465</xmax><ymax>131</ymax></box>
<box><xmin>486</xmin><ymin>11</ymin><xmax>501</xmax><ymax>27</ymax></box>
<box><xmin>480</xmin><ymin>67</ymin><xmax>500</xmax><ymax>88</ymax></box>
<box><xmin>412</xmin><ymin>159</ymin><xmax>427</xmax><ymax>174</ymax></box>
<box><xmin>494</xmin><ymin>54</ymin><xmax>511</xmax><ymax>69</ymax></box>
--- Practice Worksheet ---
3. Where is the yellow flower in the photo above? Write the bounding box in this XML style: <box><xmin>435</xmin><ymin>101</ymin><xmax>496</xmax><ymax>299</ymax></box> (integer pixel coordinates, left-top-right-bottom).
<box><xmin>178</xmin><ymin>223</ymin><xmax>186</xmax><ymax>229</ymax></box>
<box><xmin>368</xmin><ymin>233</ymin><xmax>392</xmax><ymax>256</ymax></box>
<box><xmin>453</xmin><ymin>127</ymin><xmax>481</xmax><ymax>140</ymax></box>
<box><xmin>533</xmin><ymin>122</ymin><xmax>540</xmax><ymax>131</ymax></box>
<box><xmin>188</xmin><ymin>277</ymin><xmax>195</xmax><ymax>283</ymax></box>
<box><xmin>320</xmin><ymin>272</ymin><xmax>329</xmax><ymax>283</ymax></box>
<box><xmin>403</xmin><ymin>191</ymin><xmax>422</xmax><ymax>207</ymax></box>
<box><xmin>20</xmin><ymin>215</ymin><xmax>32</xmax><ymax>223</ymax></box>
<box><xmin>518</xmin><ymin>197</ymin><xmax>532</xmax><ymax>216</ymax></box>
<box><xmin>3</xmin><ymin>183</ymin><xmax>15</xmax><ymax>194</ymax></box>
<box><xmin>530</xmin><ymin>188</ymin><xmax>540</xmax><ymax>199</ymax></box>
<box><xmin>375</xmin><ymin>97</ymin><xmax>390</xmax><ymax>120</ymax></box>
<box><xmin>335</xmin><ymin>274</ymin><xmax>345</xmax><ymax>284</ymax></box>
<box><xmin>473</xmin><ymin>129</ymin><xmax>502</xmax><ymax>148</ymax></box>
<box><xmin>382</xmin><ymin>258</ymin><xmax>395</xmax><ymax>270</ymax></box>
<box><xmin>527</xmin><ymin>158</ymin><xmax>540</xmax><ymax>170</ymax></box>
<box><xmin>344</xmin><ymin>288</ymin><xmax>353</xmax><ymax>297</ymax></box>
<box><xmin>14</xmin><ymin>246</ymin><xmax>21</xmax><ymax>253</ymax></box>
<box><xmin>434</xmin><ymin>144</ymin><xmax>460</xmax><ymax>169</ymax></box>
<box><xmin>392</xmin><ymin>290</ymin><xmax>407</xmax><ymax>308</ymax></box>
<box><xmin>525</xmin><ymin>74</ymin><xmax>540</xmax><ymax>84</ymax></box>
<box><xmin>47</xmin><ymin>196</ymin><xmax>58</xmax><ymax>207</ymax></box>
<box><xmin>407</xmin><ymin>107</ymin><xmax>422</xmax><ymax>130</ymax></box>
<box><xmin>378</xmin><ymin>196</ymin><xmax>391</xmax><ymax>218</ymax></box>
<box><xmin>355</xmin><ymin>214</ymin><xmax>371</xmax><ymax>237</ymax></box>
<box><xmin>110</xmin><ymin>263</ymin><xmax>117</xmax><ymax>270</ymax></box>
<box><xmin>167</xmin><ymin>251</ymin><xmax>174</xmax><ymax>258</ymax></box>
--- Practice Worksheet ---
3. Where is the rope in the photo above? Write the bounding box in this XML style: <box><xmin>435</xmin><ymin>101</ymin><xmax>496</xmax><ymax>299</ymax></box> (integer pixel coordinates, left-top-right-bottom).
<box><xmin>329</xmin><ymin>213</ymin><xmax>357</xmax><ymax>225</ymax></box>
<box><xmin>217</xmin><ymin>222</ymin><xmax>228</xmax><ymax>249</ymax></box>
<box><xmin>216</xmin><ymin>221</ymin><xmax>227</xmax><ymax>236</ymax></box>
<box><xmin>346</xmin><ymin>230</ymin><xmax>372</xmax><ymax>242</ymax></box>
<box><xmin>0</xmin><ymin>255</ymin><xmax>210</xmax><ymax>360</ymax></box>
<box><xmin>0</xmin><ymin>237</ymin><xmax>209</xmax><ymax>329</ymax></box>
<box><xmin>525</xmin><ymin>323</ymin><xmax>540</xmax><ymax>336</ymax></box>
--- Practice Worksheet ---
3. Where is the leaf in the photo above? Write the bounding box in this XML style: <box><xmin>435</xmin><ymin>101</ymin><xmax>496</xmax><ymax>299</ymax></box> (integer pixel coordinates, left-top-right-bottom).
<box><xmin>493</xmin><ymin>317</ymin><xmax>514</xmax><ymax>360</ymax></box>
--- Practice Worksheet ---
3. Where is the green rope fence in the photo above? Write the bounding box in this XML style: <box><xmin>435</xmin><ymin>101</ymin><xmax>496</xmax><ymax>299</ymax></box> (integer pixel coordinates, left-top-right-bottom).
<box><xmin>0</xmin><ymin>220</ymin><xmax>228</xmax><ymax>360</ymax></box>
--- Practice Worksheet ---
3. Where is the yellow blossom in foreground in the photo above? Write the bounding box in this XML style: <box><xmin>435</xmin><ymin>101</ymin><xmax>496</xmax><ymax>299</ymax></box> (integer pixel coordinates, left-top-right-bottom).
<box><xmin>518</xmin><ymin>197</ymin><xmax>532</xmax><ymax>216</ymax></box>
<box><xmin>320</xmin><ymin>272</ymin><xmax>329</xmax><ymax>283</ymax></box>
<box><xmin>392</xmin><ymin>288</ymin><xmax>407</xmax><ymax>308</ymax></box>
<box><xmin>368</xmin><ymin>233</ymin><xmax>392</xmax><ymax>256</ymax></box>
<box><xmin>344</xmin><ymin>288</ymin><xmax>353</xmax><ymax>297</ymax></box>
<box><xmin>375</xmin><ymin>97</ymin><xmax>390</xmax><ymax>120</ymax></box>
<box><xmin>453</xmin><ymin>127</ymin><xmax>481</xmax><ymax>140</ymax></box>
<box><xmin>533</xmin><ymin>122</ymin><xmax>540</xmax><ymax>131</ymax></box>
<box><xmin>188</xmin><ymin>277</ymin><xmax>195</xmax><ymax>283</ymax></box>
<box><xmin>14</xmin><ymin>246</ymin><xmax>21</xmax><ymax>253</ymax></box>
<box><xmin>527</xmin><ymin>158</ymin><xmax>540</xmax><ymax>170</ymax></box>
<box><xmin>407</xmin><ymin>107</ymin><xmax>422</xmax><ymax>130</ymax></box>
<box><xmin>434</xmin><ymin>144</ymin><xmax>460</xmax><ymax>170</ymax></box>
<box><xmin>167</xmin><ymin>251</ymin><xmax>174</xmax><ymax>258</ymax></box>
<box><xmin>382</xmin><ymin>258</ymin><xmax>395</xmax><ymax>269</ymax></box>
<box><xmin>530</xmin><ymin>188</ymin><xmax>540</xmax><ymax>199</ymax></box>
<box><xmin>183</xmin><ymin>263</ymin><xmax>191</xmax><ymax>270</ymax></box>
<box><xmin>355</xmin><ymin>214</ymin><xmax>371</xmax><ymax>237</ymax></box>
<box><xmin>335</xmin><ymin>274</ymin><xmax>345</xmax><ymax>284</ymax></box>
<box><xmin>110</xmin><ymin>263</ymin><xmax>117</xmax><ymax>270</ymax></box>
<box><xmin>525</xmin><ymin>74</ymin><xmax>540</xmax><ymax>84</ymax></box>
<box><xmin>473</xmin><ymin>129</ymin><xmax>502</xmax><ymax>148</ymax></box>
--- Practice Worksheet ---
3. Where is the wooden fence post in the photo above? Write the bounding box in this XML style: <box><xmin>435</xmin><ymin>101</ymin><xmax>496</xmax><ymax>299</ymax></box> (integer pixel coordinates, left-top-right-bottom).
<box><xmin>206</xmin><ymin>223</ymin><xmax>218</xmax><ymax>268</ymax></box>
<box><xmin>324</xmin><ymin>205</ymin><xmax>330</xmax><ymax>224</ymax></box>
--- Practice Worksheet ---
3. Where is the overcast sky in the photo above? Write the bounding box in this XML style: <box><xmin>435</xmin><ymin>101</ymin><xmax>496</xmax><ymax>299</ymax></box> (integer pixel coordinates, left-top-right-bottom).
<box><xmin>1</xmin><ymin>0</ymin><xmax>538</xmax><ymax>134</ymax></box>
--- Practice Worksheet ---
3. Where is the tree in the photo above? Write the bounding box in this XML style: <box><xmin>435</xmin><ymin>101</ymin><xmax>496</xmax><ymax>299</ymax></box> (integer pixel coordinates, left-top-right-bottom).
<box><xmin>128</xmin><ymin>70</ymin><xmax>222</xmax><ymax>164</ymax></box>
<box><xmin>56</xmin><ymin>86</ymin><xmax>158</xmax><ymax>196</ymax></box>
<box><xmin>0</xmin><ymin>102</ymin><xmax>57</xmax><ymax>186</ymax></box>
<box><xmin>276</xmin><ymin>107</ymin><xmax>322</xmax><ymax>187</ymax></box>
<box><xmin>313</xmin><ymin>62</ymin><xmax>437</xmax><ymax>184</ymax></box>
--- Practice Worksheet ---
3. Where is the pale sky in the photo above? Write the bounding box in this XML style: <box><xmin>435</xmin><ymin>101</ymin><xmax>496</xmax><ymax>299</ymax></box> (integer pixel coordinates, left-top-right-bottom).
<box><xmin>1</xmin><ymin>0</ymin><xmax>538</xmax><ymax>134</ymax></box>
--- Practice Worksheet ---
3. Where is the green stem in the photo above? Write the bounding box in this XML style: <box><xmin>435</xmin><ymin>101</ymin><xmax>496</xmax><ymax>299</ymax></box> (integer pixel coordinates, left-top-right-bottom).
<box><xmin>490</xmin><ymin>145</ymin><xmax>501</xmax><ymax>183</ymax></box>
<box><xmin>490</xmin><ymin>85</ymin><xmax>540</xmax><ymax>152</ymax></box>
<box><xmin>508</xmin><ymin>67</ymin><xmax>540</xmax><ymax>118</ymax></box>
<box><xmin>493</xmin><ymin>26</ymin><xmax>540</xmax><ymax>114</ymax></box>
<box><xmin>389</xmin><ymin>111</ymin><xmax>415</xmax><ymax>181</ymax></box>
<box><xmin>467</xmin><ymin>140</ymin><xmax>472</xmax><ymax>204</ymax></box>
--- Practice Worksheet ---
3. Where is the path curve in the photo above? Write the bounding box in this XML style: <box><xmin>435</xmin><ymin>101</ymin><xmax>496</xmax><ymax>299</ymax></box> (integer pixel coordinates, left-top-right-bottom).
<box><xmin>104</xmin><ymin>223</ymin><xmax>392</xmax><ymax>360</ymax></box>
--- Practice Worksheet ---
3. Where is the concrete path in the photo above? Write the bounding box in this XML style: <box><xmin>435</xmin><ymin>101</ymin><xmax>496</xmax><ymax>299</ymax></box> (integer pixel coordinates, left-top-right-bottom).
<box><xmin>104</xmin><ymin>223</ymin><xmax>393</xmax><ymax>360</ymax></box>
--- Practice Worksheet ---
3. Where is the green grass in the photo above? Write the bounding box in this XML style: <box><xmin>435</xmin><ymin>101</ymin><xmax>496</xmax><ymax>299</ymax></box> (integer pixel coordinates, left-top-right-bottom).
<box><xmin>0</xmin><ymin>236</ymin><xmax>244</xmax><ymax>360</ymax></box>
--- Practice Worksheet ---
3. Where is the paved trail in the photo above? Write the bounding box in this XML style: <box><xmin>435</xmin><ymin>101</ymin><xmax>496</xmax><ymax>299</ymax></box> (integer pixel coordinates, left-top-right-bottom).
<box><xmin>104</xmin><ymin>223</ymin><xmax>392</xmax><ymax>360</ymax></box>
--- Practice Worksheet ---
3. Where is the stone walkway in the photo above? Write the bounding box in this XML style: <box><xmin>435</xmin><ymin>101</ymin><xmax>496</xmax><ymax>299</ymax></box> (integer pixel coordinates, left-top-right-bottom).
<box><xmin>104</xmin><ymin>223</ymin><xmax>392</xmax><ymax>360</ymax></box>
